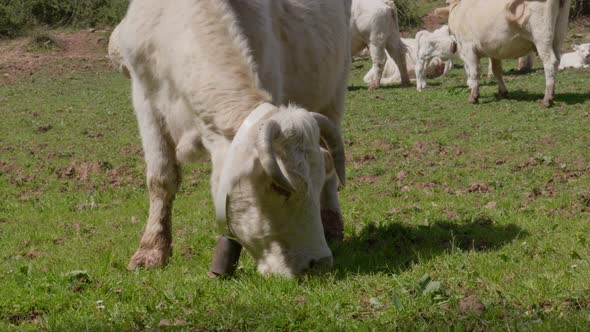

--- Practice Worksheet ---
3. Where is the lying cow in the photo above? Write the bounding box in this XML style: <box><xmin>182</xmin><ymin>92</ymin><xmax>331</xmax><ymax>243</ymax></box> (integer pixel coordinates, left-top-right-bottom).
<box><xmin>448</xmin><ymin>0</ymin><xmax>571</xmax><ymax>107</ymax></box>
<box><xmin>559</xmin><ymin>43</ymin><xmax>590</xmax><ymax>69</ymax></box>
<box><xmin>117</xmin><ymin>0</ymin><xmax>350</xmax><ymax>276</ymax></box>
<box><xmin>415</xmin><ymin>25</ymin><xmax>457</xmax><ymax>91</ymax></box>
<box><xmin>364</xmin><ymin>38</ymin><xmax>448</xmax><ymax>86</ymax></box>
<box><xmin>351</xmin><ymin>0</ymin><xmax>410</xmax><ymax>90</ymax></box>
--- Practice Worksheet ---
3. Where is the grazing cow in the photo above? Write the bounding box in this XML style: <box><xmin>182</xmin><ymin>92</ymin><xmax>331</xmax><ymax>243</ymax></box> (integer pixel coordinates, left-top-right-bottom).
<box><xmin>117</xmin><ymin>0</ymin><xmax>350</xmax><ymax>276</ymax></box>
<box><xmin>351</xmin><ymin>0</ymin><xmax>410</xmax><ymax>90</ymax></box>
<box><xmin>364</xmin><ymin>38</ymin><xmax>448</xmax><ymax>86</ymax></box>
<box><xmin>448</xmin><ymin>0</ymin><xmax>571</xmax><ymax>107</ymax></box>
<box><xmin>415</xmin><ymin>25</ymin><xmax>458</xmax><ymax>91</ymax></box>
<box><xmin>559</xmin><ymin>43</ymin><xmax>590</xmax><ymax>69</ymax></box>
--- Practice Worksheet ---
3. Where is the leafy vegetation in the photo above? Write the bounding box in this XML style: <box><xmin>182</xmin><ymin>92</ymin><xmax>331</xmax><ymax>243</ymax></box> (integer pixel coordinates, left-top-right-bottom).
<box><xmin>0</xmin><ymin>0</ymin><xmax>128</xmax><ymax>38</ymax></box>
<box><xmin>1</xmin><ymin>42</ymin><xmax>590</xmax><ymax>329</ymax></box>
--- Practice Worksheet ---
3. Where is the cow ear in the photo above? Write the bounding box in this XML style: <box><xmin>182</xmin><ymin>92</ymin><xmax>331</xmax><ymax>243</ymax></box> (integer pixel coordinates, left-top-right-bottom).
<box><xmin>573</xmin><ymin>45</ymin><xmax>581</xmax><ymax>51</ymax></box>
<box><xmin>321</xmin><ymin>147</ymin><xmax>335</xmax><ymax>179</ymax></box>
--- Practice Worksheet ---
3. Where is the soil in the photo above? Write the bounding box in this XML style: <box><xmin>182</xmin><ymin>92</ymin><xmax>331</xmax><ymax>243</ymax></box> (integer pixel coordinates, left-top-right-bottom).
<box><xmin>0</xmin><ymin>29</ymin><xmax>112</xmax><ymax>84</ymax></box>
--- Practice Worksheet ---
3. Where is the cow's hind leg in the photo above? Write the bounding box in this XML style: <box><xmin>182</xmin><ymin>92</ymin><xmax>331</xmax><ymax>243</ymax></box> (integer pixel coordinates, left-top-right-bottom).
<box><xmin>461</xmin><ymin>47</ymin><xmax>481</xmax><ymax>104</ymax></box>
<box><xmin>537</xmin><ymin>46</ymin><xmax>559</xmax><ymax>107</ymax></box>
<box><xmin>490</xmin><ymin>58</ymin><xmax>508</xmax><ymax>98</ymax></box>
<box><xmin>367</xmin><ymin>43</ymin><xmax>387</xmax><ymax>90</ymax></box>
<box><xmin>128</xmin><ymin>85</ymin><xmax>180</xmax><ymax>269</ymax></box>
<box><xmin>415</xmin><ymin>54</ymin><xmax>430</xmax><ymax>91</ymax></box>
<box><xmin>386</xmin><ymin>36</ymin><xmax>410</xmax><ymax>86</ymax></box>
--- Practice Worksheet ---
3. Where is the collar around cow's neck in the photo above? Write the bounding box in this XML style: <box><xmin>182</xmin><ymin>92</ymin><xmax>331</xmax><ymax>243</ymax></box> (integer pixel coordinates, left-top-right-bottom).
<box><xmin>215</xmin><ymin>102</ymin><xmax>277</xmax><ymax>239</ymax></box>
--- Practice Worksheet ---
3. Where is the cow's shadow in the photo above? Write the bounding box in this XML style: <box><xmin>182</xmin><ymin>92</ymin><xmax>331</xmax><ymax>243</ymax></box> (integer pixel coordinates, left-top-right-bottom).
<box><xmin>348</xmin><ymin>84</ymin><xmax>410</xmax><ymax>92</ymax></box>
<box><xmin>479</xmin><ymin>89</ymin><xmax>590</xmax><ymax>105</ymax></box>
<box><xmin>330</xmin><ymin>218</ymin><xmax>526</xmax><ymax>276</ymax></box>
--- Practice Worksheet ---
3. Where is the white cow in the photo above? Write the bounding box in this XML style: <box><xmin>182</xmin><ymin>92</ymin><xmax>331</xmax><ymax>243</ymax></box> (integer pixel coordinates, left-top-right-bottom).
<box><xmin>117</xmin><ymin>0</ymin><xmax>350</xmax><ymax>276</ymax></box>
<box><xmin>351</xmin><ymin>0</ymin><xmax>410</xmax><ymax>90</ymax></box>
<box><xmin>415</xmin><ymin>25</ymin><xmax>458</xmax><ymax>91</ymax></box>
<box><xmin>559</xmin><ymin>43</ymin><xmax>590</xmax><ymax>69</ymax></box>
<box><xmin>107</xmin><ymin>24</ymin><xmax>129</xmax><ymax>78</ymax></box>
<box><xmin>448</xmin><ymin>0</ymin><xmax>571</xmax><ymax>107</ymax></box>
<box><xmin>364</xmin><ymin>38</ymin><xmax>448</xmax><ymax>86</ymax></box>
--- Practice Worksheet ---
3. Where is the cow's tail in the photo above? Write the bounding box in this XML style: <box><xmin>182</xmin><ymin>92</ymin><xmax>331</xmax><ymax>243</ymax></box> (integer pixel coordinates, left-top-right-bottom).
<box><xmin>384</xmin><ymin>0</ymin><xmax>406</xmax><ymax>53</ymax></box>
<box><xmin>552</xmin><ymin>0</ymin><xmax>571</xmax><ymax>53</ymax></box>
<box><xmin>384</xmin><ymin>0</ymin><xmax>399</xmax><ymax>27</ymax></box>
<box><xmin>505</xmin><ymin>0</ymin><xmax>529</xmax><ymax>27</ymax></box>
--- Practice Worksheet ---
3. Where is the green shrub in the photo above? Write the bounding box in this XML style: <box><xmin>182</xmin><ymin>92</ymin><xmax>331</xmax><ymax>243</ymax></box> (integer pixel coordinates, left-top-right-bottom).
<box><xmin>0</xmin><ymin>0</ymin><xmax>128</xmax><ymax>38</ymax></box>
<box><xmin>570</xmin><ymin>0</ymin><xmax>589</xmax><ymax>18</ymax></box>
<box><xmin>26</xmin><ymin>30</ymin><xmax>64</xmax><ymax>52</ymax></box>
<box><xmin>396</xmin><ymin>0</ymin><xmax>423</xmax><ymax>30</ymax></box>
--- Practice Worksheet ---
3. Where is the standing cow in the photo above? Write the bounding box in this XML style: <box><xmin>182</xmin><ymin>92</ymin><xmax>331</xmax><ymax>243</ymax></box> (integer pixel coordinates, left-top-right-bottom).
<box><xmin>350</xmin><ymin>0</ymin><xmax>410</xmax><ymax>90</ymax></box>
<box><xmin>117</xmin><ymin>0</ymin><xmax>350</xmax><ymax>276</ymax></box>
<box><xmin>448</xmin><ymin>0</ymin><xmax>571</xmax><ymax>107</ymax></box>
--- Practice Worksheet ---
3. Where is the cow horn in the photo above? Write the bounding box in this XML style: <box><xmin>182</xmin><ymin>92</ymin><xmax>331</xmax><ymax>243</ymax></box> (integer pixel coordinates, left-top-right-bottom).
<box><xmin>256</xmin><ymin>120</ymin><xmax>296</xmax><ymax>193</ymax></box>
<box><xmin>311</xmin><ymin>113</ymin><xmax>346</xmax><ymax>185</ymax></box>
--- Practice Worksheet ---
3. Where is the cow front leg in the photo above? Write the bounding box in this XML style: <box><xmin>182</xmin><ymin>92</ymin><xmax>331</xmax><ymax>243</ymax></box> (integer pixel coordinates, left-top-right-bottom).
<box><xmin>490</xmin><ymin>58</ymin><xmax>508</xmax><ymax>98</ymax></box>
<box><xmin>321</xmin><ymin>175</ymin><xmax>343</xmax><ymax>242</ymax></box>
<box><xmin>128</xmin><ymin>88</ymin><xmax>180</xmax><ymax>269</ymax></box>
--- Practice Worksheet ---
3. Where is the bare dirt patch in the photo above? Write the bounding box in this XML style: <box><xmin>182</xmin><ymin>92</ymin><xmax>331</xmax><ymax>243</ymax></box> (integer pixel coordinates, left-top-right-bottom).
<box><xmin>0</xmin><ymin>30</ymin><xmax>111</xmax><ymax>84</ymax></box>
<box><xmin>421</xmin><ymin>12</ymin><xmax>444</xmax><ymax>32</ymax></box>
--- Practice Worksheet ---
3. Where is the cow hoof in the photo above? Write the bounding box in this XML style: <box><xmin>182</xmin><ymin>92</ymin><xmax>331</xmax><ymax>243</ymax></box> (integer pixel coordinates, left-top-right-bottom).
<box><xmin>541</xmin><ymin>99</ymin><xmax>553</xmax><ymax>108</ymax></box>
<box><xmin>128</xmin><ymin>247</ymin><xmax>171</xmax><ymax>270</ymax></box>
<box><xmin>321</xmin><ymin>209</ymin><xmax>344</xmax><ymax>242</ymax></box>
<box><xmin>367</xmin><ymin>81</ymin><xmax>379</xmax><ymax>91</ymax></box>
<box><xmin>468</xmin><ymin>96</ymin><xmax>479</xmax><ymax>104</ymax></box>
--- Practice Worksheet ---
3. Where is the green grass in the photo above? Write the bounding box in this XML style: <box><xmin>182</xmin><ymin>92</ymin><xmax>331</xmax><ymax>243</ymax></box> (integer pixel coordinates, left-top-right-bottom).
<box><xmin>1</xmin><ymin>57</ymin><xmax>590</xmax><ymax>330</ymax></box>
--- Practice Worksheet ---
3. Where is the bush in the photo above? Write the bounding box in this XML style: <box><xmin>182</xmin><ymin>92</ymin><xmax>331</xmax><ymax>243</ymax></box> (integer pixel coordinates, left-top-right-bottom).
<box><xmin>26</xmin><ymin>30</ymin><xmax>64</xmax><ymax>52</ymax></box>
<box><xmin>570</xmin><ymin>0</ymin><xmax>589</xmax><ymax>18</ymax></box>
<box><xmin>396</xmin><ymin>0</ymin><xmax>423</xmax><ymax>30</ymax></box>
<box><xmin>0</xmin><ymin>0</ymin><xmax>128</xmax><ymax>38</ymax></box>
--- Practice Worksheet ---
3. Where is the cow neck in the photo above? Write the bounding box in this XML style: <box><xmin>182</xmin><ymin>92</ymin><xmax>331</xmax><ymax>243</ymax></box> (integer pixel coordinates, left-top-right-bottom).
<box><xmin>214</xmin><ymin>102</ymin><xmax>277</xmax><ymax>239</ymax></box>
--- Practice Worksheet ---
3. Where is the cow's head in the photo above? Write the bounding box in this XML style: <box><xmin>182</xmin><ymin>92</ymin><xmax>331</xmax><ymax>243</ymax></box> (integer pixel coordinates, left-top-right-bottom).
<box><xmin>574</xmin><ymin>43</ymin><xmax>590</xmax><ymax>63</ymax></box>
<box><xmin>216</xmin><ymin>105</ymin><xmax>345</xmax><ymax>276</ymax></box>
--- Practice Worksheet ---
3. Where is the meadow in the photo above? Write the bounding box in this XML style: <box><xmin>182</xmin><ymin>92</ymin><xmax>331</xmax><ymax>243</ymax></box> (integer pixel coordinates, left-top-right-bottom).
<box><xmin>1</xmin><ymin>38</ymin><xmax>590</xmax><ymax>330</ymax></box>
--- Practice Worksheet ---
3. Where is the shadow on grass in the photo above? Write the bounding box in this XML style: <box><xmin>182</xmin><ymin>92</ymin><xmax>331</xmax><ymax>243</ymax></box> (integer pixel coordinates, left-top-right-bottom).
<box><xmin>331</xmin><ymin>219</ymin><xmax>527</xmax><ymax>276</ymax></box>
<box><xmin>348</xmin><ymin>84</ymin><xmax>410</xmax><ymax>92</ymax></box>
<box><xmin>502</xmin><ymin>68</ymin><xmax>544</xmax><ymax>76</ymax></box>
<box><xmin>478</xmin><ymin>89</ymin><xmax>590</xmax><ymax>105</ymax></box>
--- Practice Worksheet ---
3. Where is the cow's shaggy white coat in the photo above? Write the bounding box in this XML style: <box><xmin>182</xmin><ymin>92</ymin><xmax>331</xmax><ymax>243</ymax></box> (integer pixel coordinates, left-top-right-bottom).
<box><xmin>117</xmin><ymin>0</ymin><xmax>350</xmax><ymax>276</ymax></box>
<box><xmin>350</xmin><ymin>0</ymin><xmax>410</xmax><ymax>89</ymax></box>
<box><xmin>448</xmin><ymin>0</ymin><xmax>571</xmax><ymax>107</ymax></box>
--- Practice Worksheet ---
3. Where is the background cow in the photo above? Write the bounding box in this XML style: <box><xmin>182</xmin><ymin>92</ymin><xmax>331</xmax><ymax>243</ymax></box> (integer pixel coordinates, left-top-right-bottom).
<box><xmin>415</xmin><ymin>25</ymin><xmax>457</xmax><ymax>91</ymax></box>
<box><xmin>117</xmin><ymin>0</ymin><xmax>350</xmax><ymax>276</ymax></box>
<box><xmin>559</xmin><ymin>43</ymin><xmax>590</xmax><ymax>69</ymax></box>
<box><xmin>364</xmin><ymin>37</ymin><xmax>449</xmax><ymax>86</ymax></box>
<box><xmin>351</xmin><ymin>0</ymin><xmax>410</xmax><ymax>90</ymax></box>
<box><xmin>448</xmin><ymin>0</ymin><xmax>571</xmax><ymax>107</ymax></box>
